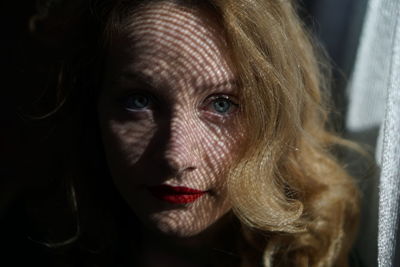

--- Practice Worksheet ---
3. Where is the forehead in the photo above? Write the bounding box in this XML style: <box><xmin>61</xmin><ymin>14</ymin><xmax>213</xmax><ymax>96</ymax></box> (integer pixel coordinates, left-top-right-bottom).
<box><xmin>109</xmin><ymin>1</ymin><xmax>235</xmax><ymax>91</ymax></box>
<box><xmin>129</xmin><ymin>1</ymin><xmax>217</xmax><ymax>41</ymax></box>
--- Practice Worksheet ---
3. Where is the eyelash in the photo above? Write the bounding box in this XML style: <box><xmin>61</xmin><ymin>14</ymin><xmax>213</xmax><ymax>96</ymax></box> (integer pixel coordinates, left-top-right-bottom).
<box><xmin>200</xmin><ymin>95</ymin><xmax>239</xmax><ymax>116</ymax></box>
<box><xmin>119</xmin><ymin>92</ymin><xmax>239</xmax><ymax>118</ymax></box>
<box><xmin>120</xmin><ymin>93</ymin><xmax>156</xmax><ymax>111</ymax></box>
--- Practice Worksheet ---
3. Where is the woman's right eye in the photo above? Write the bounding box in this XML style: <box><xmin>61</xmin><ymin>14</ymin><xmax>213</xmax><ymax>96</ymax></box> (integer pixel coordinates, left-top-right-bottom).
<box><xmin>121</xmin><ymin>94</ymin><xmax>152</xmax><ymax>111</ymax></box>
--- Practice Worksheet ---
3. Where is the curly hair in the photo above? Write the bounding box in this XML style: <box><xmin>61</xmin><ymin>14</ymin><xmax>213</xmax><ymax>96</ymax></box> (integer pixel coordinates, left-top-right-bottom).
<box><xmin>213</xmin><ymin>1</ymin><xmax>360</xmax><ymax>266</ymax></box>
<box><xmin>27</xmin><ymin>0</ymin><xmax>360</xmax><ymax>266</ymax></box>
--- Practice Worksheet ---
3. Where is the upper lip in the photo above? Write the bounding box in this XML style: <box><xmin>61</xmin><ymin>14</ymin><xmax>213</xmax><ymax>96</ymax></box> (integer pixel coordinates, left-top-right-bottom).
<box><xmin>147</xmin><ymin>185</ymin><xmax>206</xmax><ymax>194</ymax></box>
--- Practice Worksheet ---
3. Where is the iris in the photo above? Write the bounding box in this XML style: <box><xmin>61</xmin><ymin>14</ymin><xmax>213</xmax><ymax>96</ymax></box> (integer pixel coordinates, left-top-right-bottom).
<box><xmin>124</xmin><ymin>94</ymin><xmax>150</xmax><ymax>110</ymax></box>
<box><xmin>212</xmin><ymin>98</ymin><xmax>232</xmax><ymax>114</ymax></box>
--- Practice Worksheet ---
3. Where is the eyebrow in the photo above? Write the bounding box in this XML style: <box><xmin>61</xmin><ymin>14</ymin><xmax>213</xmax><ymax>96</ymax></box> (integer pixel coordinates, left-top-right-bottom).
<box><xmin>113</xmin><ymin>71</ymin><xmax>238</xmax><ymax>93</ymax></box>
<box><xmin>200</xmin><ymin>79</ymin><xmax>238</xmax><ymax>90</ymax></box>
<box><xmin>111</xmin><ymin>72</ymin><xmax>156</xmax><ymax>88</ymax></box>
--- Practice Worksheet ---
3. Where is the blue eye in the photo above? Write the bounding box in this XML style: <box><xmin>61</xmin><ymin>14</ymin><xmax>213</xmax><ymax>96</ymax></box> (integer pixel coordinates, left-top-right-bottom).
<box><xmin>202</xmin><ymin>95</ymin><xmax>238</xmax><ymax>116</ymax></box>
<box><xmin>212</xmin><ymin>98</ymin><xmax>232</xmax><ymax>114</ymax></box>
<box><xmin>123</xmin><ymin>94</ymin><xmax>150</xmax><ymax>110</ymax></box>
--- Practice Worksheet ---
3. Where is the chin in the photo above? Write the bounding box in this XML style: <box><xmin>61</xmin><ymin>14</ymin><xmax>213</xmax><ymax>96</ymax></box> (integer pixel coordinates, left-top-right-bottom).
<box><xmin>149</xmin><ymin>212</ymin><xmax>208</xmax><ymax>238</ymax></box>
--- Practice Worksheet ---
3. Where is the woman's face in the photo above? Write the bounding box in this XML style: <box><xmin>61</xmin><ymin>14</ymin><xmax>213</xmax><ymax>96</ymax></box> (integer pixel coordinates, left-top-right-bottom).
<box><xmin>98</xmin><ymin>1</ymin><xmax>241</xmax><ymax>237</ymax></box>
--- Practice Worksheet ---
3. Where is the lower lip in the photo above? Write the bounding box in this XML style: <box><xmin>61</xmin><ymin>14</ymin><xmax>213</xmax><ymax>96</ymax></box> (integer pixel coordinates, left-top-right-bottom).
<box><xmin>147</xmin><ymin>185</ymin><xmax>206</xmax><ymax>204</ymax></box>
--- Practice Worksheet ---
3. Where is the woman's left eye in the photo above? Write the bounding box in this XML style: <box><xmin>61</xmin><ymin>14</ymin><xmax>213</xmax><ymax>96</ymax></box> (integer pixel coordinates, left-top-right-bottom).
<box><xmin>202</xmin><ymin>95</ymin><xmax>238</xmax><ymax>115</ymax></box>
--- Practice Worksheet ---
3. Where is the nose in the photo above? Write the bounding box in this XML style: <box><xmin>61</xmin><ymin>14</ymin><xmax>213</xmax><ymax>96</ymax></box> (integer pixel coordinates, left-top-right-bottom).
<box><xmin>162</xmin><ymin>113</ymin><xmax>199</xmax><ymax>177</ymax></box>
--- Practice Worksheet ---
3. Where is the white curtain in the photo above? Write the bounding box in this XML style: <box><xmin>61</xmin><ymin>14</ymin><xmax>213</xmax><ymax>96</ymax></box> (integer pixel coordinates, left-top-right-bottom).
<box><xmin>346</xmin><ymin>0</ymin><xmax>400</xmax><ymax>266</ymax></box>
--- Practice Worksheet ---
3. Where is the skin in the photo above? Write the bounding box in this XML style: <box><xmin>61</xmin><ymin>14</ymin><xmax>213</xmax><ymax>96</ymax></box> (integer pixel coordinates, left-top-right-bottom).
<box><xmin>98</xmin><ymin>2</ymin><xmax>242</xmax><ymax>261</ymax></box>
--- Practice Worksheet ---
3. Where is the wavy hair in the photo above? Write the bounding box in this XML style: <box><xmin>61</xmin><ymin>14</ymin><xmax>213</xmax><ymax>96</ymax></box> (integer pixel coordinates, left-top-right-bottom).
<box><xmin>28</xmin><ymin>0</ymin><xmax>360</xmax><ymax>266</ymax></box>
<box><xmin>213</xmin><ymin>1</ymin><xmax>360</xmax><ymax>266</ymax></box>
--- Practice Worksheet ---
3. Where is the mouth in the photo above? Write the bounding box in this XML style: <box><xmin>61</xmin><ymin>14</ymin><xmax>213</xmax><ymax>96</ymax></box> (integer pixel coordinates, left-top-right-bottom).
<box><xmin>147</xmin><ymin>185</ymin><xmax>207</xmax><ymax>204</ymax></box>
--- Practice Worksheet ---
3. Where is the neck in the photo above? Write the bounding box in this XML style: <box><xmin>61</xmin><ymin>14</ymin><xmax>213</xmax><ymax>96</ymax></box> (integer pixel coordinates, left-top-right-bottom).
<box><xmin>134</xmin><ymin>213</ymin><xmax>240</xmax><ymax>267</ymax></box>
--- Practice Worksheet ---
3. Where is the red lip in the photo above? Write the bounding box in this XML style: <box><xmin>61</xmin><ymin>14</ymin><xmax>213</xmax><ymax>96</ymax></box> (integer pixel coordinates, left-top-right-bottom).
<box><xmin>147</xmin><ymin>185</ymin><xmax>206</xmax><ymax>204</ymax></box>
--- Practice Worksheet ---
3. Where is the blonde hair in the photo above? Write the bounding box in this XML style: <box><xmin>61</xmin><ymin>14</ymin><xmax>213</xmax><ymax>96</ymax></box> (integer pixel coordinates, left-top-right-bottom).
<box><xmin>28</xmin><ymin>0</ymin><xmax>360</xmax><ymax>266</ymax></box>
<box><xmin>210</xmin><ymin>0</ymin><xmax>359</xmax><ymax>266</ymax></box>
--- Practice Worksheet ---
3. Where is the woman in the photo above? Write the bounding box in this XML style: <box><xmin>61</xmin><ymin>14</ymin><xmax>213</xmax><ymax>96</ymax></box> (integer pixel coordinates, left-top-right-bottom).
<box><xmin>12</xmin><ymin>0</ymin><xmax>360</xmax><ymax>266</ymax></box>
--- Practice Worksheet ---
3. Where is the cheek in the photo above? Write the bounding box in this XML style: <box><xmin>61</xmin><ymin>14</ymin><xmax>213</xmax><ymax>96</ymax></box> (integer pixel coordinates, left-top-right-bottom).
<box><xmin>199</xmin><ymin>126</ymin><xmax>240</xmax><ymax>183</ymax></box>
<box><xmin>100</xmin><ymin>113</ymin><xmax>240</xmax><ymax>186</ymax></box>
<box><xmin>99</xmin><ymin>117</ymin><xmax>157</xmax><ymax>176</ymax></box>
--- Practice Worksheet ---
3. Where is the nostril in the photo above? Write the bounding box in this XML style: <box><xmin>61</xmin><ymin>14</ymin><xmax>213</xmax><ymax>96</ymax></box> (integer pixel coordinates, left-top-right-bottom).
<box><xmin>185</xmin><ymin>166</ymin><xmax>196</xmax><ymax>172</ymax></box>
<box><xmin>169</xmin><ymin>163</ymin><xmax>197</xmax><ymax>176</ymax></box>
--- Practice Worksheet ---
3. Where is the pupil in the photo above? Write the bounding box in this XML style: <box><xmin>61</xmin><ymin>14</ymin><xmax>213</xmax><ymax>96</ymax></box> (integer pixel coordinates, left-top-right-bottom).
<box><xmin>214</xmin><ymin>99</ymin><xmax>230</xmax><ymax>113</ymax></box>
<box><xmin>133</xmin><ymin>95</ymin><xmax>148</xmax><ymax>108</ymax></box>
<box><xmin>126</xmin><ymin>95</ymin><xmax>149</xmax><ymax>109</ymax></box>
